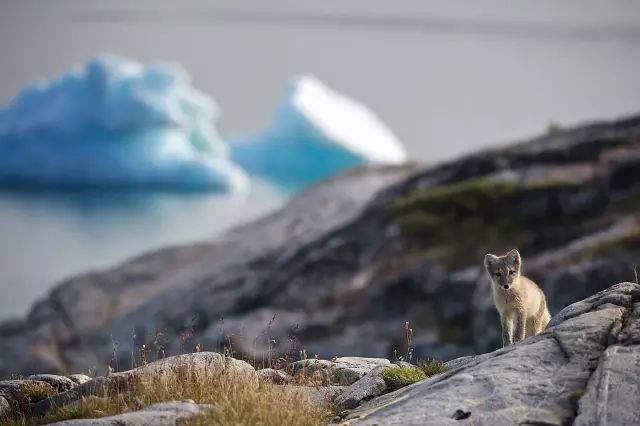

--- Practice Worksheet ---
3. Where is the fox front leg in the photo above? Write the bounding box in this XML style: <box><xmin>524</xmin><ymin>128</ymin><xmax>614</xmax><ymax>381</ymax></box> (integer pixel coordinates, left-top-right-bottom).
<box><xmin>514</xmin><ymin>313</ymin><xmax>526</xmax><ymax>343</ymax></box>
<box><xmin>501</xmin><ymin>316</ymin><xmax>514</xmax><ymax>347</ymax></box>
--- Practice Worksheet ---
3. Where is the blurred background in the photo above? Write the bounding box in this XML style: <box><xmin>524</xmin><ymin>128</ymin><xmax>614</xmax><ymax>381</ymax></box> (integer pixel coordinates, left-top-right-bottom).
<box><xmin>1</xmin><ymin>0</ymin><xmax>640</xmax><ymax>323</ymax></box>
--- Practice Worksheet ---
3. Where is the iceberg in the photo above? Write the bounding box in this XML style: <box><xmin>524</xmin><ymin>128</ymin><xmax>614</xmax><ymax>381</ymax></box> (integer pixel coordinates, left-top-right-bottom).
<box><xmin>231</xmin><ymin>76</ymin><xmax>407</xmax><ymax>191</ymax></box>
<box><xmin>0</xmin><ymin>55</ymin><xmax>248</xmax><ymax>192</ymax></box>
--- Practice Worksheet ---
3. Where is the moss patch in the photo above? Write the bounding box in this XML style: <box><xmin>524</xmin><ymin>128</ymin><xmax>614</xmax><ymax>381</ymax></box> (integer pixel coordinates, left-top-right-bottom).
<box><xmin>389</xmin><ymin>178</ymin><xmax>600</xmax><ymax>268</ymax></box>
<box><xmin>380</xmin><ymin>366</ymin><xmax>427</xmax><ymax>391</ymax></box>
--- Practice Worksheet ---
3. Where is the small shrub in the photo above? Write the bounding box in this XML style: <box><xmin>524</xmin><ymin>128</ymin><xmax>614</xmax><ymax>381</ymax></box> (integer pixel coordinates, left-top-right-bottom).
<box><xmin>418</xmin><ymin>359</ymin><xmax>447</xmax><ymax>377</ymax></box>
<box><xmin>380</xmin><ymin>366</ymin><xmax>426</xmax><ymax>391</ymax></box>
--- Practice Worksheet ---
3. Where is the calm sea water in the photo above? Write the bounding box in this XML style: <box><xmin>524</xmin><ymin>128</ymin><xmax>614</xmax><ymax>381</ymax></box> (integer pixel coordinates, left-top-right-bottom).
<box><xmin>1</xmin><ymin>0</ymin><xmax>640</xmax><ymax>319</ymax></box>
<box><xmin>0</xmin><ymin>183</ymin><xmax>286</xmax><ymax>319</ymax></box>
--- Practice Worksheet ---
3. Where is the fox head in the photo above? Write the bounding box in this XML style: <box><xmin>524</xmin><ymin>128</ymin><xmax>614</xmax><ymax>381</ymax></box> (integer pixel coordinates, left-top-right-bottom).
<box><xmin>484</xmin><ymin>249</ymin><xmax>522</xmax><ymax>291</ymax></box>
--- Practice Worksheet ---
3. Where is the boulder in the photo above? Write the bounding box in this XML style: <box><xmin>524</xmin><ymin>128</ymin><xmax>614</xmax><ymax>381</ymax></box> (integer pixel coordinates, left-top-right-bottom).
<box><xmin>340</xmin><ymin>282</ymin><xmax>640</xmax><ymax>425</ymax></box>
<box><xmin>334</xmin><ymin>366</ymin><xmax>388</xmax><ymax>410</ymax></box>
<box><xmin>67</xmin><ymin>374</ymin><xmax>93</xmax><ymax>385</ymax></box>
<box><xmin>278</xmin><ymin>385</ymin><xmax>345</xmax><ymax>406</ymax></box>
<box><xmin>48</xmin><ymin>400</ymin><xmax>214</xmax><ymax>425</ymax></box>
<box><xmin>256</xmin><ymin>368</ymin><xmax>292</xmax><ymax>385</ymax></box>
<box><xmin>291</xmin><ymin>357</ymin><xmax>391</xmax><ymax>386</ymax></box>
<box><xmin>27</xmin><ymin>374</ymin><xmax>75</xmax><ymax>392</ymax></box>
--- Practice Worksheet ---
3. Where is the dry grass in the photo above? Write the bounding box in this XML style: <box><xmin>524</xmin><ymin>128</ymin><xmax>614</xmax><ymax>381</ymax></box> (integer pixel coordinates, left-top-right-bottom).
<box><xmin>45</xmin><ymin>395</ymin><xmax>133</xmax><ymax>423</ymax></box>
<box><xmin>18</xmin><ymin>382</ymin><xmax>56</xmax><ymax>405</ymax></box>
<box><xmin>4</xmin><ymin>360</ymin><xmax>333</xmax><ymax>426</ymax></box>
<box><xmin>139</xmin><ymin>363</ymin><xmax>332</xmax><ymax>426</ymax></box>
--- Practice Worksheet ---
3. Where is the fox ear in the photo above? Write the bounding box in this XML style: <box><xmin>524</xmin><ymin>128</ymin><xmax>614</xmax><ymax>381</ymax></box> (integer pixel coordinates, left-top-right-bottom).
<box><xmin>484</xmin><ymin>254</ymin><xmax>498</xmax><ymax>270</ymax></box>
<box><xmin>506</xmin><ymin>249</ymin><xmax>521</xmax><ymax>266</ymax></box>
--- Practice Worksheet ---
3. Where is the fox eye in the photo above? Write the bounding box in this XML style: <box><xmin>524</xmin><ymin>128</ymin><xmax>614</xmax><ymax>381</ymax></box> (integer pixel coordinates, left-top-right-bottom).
<box><xmin>494</xmin><ymin>272</ymin><xmax>502</xmax><ymax>277</ymax></box>
<box><xmin>508</xmin><ymin>270</ymin><xmax>516</xmax><ymax>275</ymax></box>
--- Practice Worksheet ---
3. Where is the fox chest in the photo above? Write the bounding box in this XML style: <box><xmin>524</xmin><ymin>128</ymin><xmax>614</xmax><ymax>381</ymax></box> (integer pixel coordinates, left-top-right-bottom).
<box><xmin>492</xmin><ymin>289</ymin><xmax>525</xmax><ymax>317</ymax></box>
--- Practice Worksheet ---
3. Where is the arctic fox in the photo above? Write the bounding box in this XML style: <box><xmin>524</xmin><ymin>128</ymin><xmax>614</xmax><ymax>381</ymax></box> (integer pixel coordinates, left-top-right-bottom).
<box><xmin>484</xmin><ymin>249</ymin><xmax>550</xmax><ymax>347</ymax></box>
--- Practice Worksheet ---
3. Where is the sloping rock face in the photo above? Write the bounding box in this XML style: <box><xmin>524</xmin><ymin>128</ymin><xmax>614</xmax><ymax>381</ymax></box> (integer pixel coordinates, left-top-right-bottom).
<box><xmin>340</xmin><ymin>282</ymin><xmax>640</xmax><ymax>425</ymax></box>
<box><xmin>2</xmin><ymin>114</ymin><xmax>640</xmax><ymax>378</ymax></box>
<box><xmin>48</xmin><ymin>400</ymin><xmax>214</xmax><ymax>426</ymax></box>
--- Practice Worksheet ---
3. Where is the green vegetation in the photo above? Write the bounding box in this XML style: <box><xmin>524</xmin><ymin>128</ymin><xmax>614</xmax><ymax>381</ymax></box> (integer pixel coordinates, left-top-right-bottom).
<box><xmin>381</xmin><ymin>366</ymin><xmax>427</xmax><ymax>391</ymax></box>
<box><xmin>418</xmin><ymin>359</ymin><xmax>447</xmax><ymax>377</ymax></box>
<box><xmin>389</xmin><ymin>178</ymin><xmax>595</xmax><ymax>268</ymax></box>
<box><xmin>380</xmin><ymin>360</ymin><xmax>446</xmax><ymax>392</ymax></box>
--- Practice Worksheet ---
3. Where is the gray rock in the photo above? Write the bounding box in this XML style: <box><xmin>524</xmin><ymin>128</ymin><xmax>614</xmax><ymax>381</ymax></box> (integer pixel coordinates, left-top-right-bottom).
<box><xmin>574</xmin><ymin>299</ymin><xmax>640</xmax><ymax>426</ymax></box>
<box><xmin>67</xmin><ymin>374</ymin><xmax>93</xmax><ymax>385</ymax></box>
<box><xmin>339</xmin><ymin>282</ymin><xmax>640</xmax><ymax>425</ymax></box>
<box><xmin>293</xmin><ymin>385</ymin><xmax>346</xmax><ymax>406</ymax></box>
<box><xmin>334</xmin><ymin>366</ymin><xmax>388</xmax><ymax>410</ymax></box>
<box><xmin>443</xmin><ymin>355</ymin><xmax>475</xmax><ymax>370</ymax></box>
<box><xmin>47</xmin><ymin>400</ymin><xmax>214</xmax><ymax>425</ymax></box>
<box><xmin>291</xmin><ymin>357</ymin><xmax>391</xmax><ymax>386</ymax></box>
<box><xmin>256</xmin><ymin>368</ymin><xmax>292</xmax><ymax>385</ymax></box>
<box><xmin>28</xmin><ymin>374</ymin><xmax>75</xmax><ymax>392</ymax></box>
<box><xmin>0</xmin><ymin>394</ymin><xmax>11</xmax><ymax>419</ymax></box>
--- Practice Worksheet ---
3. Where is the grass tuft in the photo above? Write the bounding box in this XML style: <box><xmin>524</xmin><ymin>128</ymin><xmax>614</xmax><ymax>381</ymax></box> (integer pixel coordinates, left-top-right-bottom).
<box><xmin>417</xmin><ymin>359</ymin><xmax>447</xmax><ymax>377</ymax></box>
<box><xmin>380</xmin><ymin>366</ymin><xmax>426</xmax><ymax>391</ymax></box>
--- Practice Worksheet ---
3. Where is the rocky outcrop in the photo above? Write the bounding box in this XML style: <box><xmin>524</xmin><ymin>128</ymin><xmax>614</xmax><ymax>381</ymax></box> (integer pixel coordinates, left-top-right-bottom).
<box><xmin>31</xmin><ymin>352</ymin><xmax>256</xmax><ymax>417</ymax></box>
<box><xmin>48</xmin><ymin>400</ymin><xmax>214</xmax><ymax>425</ymax></box>
<box><xmin>339</xmin><ymin>282</ymin><xmax>640</xmax><ymax>425</ymax></box>
<box><xmin>2</xmin><ymin>114</ymin><xmax>640</xmax><ymax>378</ymax></box>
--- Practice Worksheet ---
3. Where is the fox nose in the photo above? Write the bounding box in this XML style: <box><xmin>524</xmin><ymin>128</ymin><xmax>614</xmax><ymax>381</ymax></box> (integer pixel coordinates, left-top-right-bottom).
<box><xmin>503</xmin><ymin>285</ymin><xmax>509</xmax><ymax>290</ymax></box>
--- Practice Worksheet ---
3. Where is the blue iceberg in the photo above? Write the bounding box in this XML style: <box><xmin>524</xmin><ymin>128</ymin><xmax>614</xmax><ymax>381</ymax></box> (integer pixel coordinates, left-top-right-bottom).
<box><xmin>0</xmin><ymin>55</ymin><xmax>248</xmax><ymax>192</ymax></box>
<box><xmin>231</xmin><ymin>76</ymin><xmax>407</xmax><ymax>191</ymax></box>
